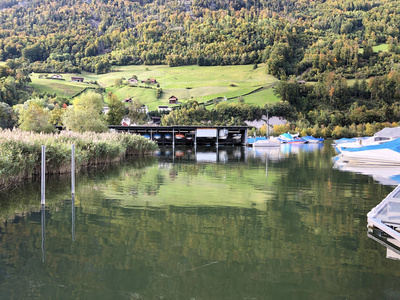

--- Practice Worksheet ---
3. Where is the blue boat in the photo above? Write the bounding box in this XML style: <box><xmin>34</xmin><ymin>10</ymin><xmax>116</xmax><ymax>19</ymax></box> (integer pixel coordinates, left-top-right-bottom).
<box><xmin>302</xmin><ymin>135</ymin><xmax>324</xmax><ymax>143</ymax></box>
<box><xmin>278</xmin><ymin>133</ymin><xmax>308</xmax><ymax>144</ymax></box>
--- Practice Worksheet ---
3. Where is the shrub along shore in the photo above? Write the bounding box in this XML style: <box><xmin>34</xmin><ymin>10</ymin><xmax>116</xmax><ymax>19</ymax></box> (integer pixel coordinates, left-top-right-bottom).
<box><xmin>0</xmin><ymin>130</ymin><xmax>158</xmax><ymax>190</ymax></box>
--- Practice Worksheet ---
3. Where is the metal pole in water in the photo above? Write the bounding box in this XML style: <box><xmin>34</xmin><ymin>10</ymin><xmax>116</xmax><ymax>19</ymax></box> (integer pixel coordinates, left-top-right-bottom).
<box><xmin>194</xmin><ymin>129</ymin><xmax>197</xmax><ymax>150</ymax></box>
<box><xmin>41</xmin><ymin>203</ymin><xmax>46</xmax><ymax>262</ymax></box>
<box><xmin>172</xmin><ymin>128</ymin><xmax>175</xmax><ymax>148</ymax></box>
<box><xmin>71</xmin><ymin>144</ymin><xmax>75</xmax><ymax>195</ymax></box>
<box><xmin>41</xmin><ymin>145</ymin><xmax>45</xmax><ymax>205</ymax></box>
<box><xmin>72</xmin><ymin>193</ymin><xmax>75</xmax><ymax>242</ymax></box>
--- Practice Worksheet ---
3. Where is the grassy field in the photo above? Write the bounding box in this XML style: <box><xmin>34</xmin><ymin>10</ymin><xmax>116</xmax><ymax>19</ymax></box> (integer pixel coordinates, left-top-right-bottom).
<box><xmin>30</xmin><ymin>73</ymin><xmax>98</xmax><ymax>99</ymax></box>
<box><xmin>373</xmin><ymin>44</ymin><xmax>389</xmax><ymax>52</ymax></box>
<box><xmin>30</xmin><ymin>64</ymin><xmax>280</xmax><ymax>109</ymax></box>
<box><xmin>359</xmin><ymin>43</ymin><xmax>389</xmax><ymax>54</ymax></box>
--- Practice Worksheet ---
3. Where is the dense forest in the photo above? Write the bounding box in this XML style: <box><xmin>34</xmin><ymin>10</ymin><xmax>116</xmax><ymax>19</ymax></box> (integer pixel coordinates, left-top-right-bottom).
<box><xmin>1</xmin><ymin>0</ymin><xmax>400</xmax><ymax>78</ymax></box>
<box><xmin>1</xmin><ymin>0</ymin><xmax>400</xmax><ymax>133</ymax></box>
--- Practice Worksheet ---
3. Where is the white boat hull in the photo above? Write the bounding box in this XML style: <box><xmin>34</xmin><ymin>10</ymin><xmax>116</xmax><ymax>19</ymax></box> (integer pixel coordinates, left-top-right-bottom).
<box><xmin>339</xmin><ymin>148</ymin><xmax>400</xmax><ymax>166</ymax></box>
<box><xmin>253</xmin><ymin>140</ymin><xmax>280</xmax><ymax>147</ymax></box>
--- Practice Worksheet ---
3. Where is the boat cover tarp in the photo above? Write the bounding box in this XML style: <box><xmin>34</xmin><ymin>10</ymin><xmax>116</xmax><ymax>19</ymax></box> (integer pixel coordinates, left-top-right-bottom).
<box><xmin>280</xmin><ymin>133</ymin><xmax>293</xmax><ymax>140</ymax></box>
<box><xmin>334</xmin><ymin>138</ymin><xmax>357</xmax><ymax>143</ymax></box>
<box><xmin>374</xmin><ymin>127</ymin><xmax>400</xmax><ymax>138</ymax></box>
<box><xmin>303</xmin><ymin>135</ymin><xmax>324</xmax><ymax>142</ymax></box>
<box><xmin>342</xmin><ymin>137</ymin><xmax>400</xmax><ymax>152</ymax></box>
<box><xmin>247</xmin><ymin>137</ymin><xmax>267</xmax><ymax>144</ymax></box>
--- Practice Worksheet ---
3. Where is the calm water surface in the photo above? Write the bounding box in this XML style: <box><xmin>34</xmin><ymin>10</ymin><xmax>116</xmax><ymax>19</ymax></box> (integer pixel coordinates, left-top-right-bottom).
<box><xmin>0</xmin><ymin>142</ymin><xmax>399</xmax><ymax>300</ymax></box>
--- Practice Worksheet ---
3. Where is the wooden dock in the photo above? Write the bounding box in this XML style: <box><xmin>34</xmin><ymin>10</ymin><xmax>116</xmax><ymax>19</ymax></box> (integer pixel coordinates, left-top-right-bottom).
<box><xmin>108</xmin><ymin>125</ymin><xmax>248</xmax><ymax>146</ymax></box>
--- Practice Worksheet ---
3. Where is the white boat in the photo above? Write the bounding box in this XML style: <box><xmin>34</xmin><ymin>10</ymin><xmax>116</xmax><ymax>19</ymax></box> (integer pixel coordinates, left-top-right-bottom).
<box><xmin>252</xmin><ymin>139</ymin><xmax>280</xmax><ymax>147</ymax></box>
<box><xmin>302</xmin><ymin>135</ymin><xmax>324</xmax><ymax>143</ymax></box>
<box><xmin>232</xmin><ymin>134</ymin><xmax>242</xmax><ymax>141</ymax></box>
<box><xmin>335</xmin><ymin>127</ymin><xmax>400</xmax><ymax>152</ymax></box>
<box><xmin>219</xmin><ymin>129</ymin><xmax>229</xmax><ymax>140</ymax></box>
<box><xmin>338</xmin><ymin>137</ymin><xmax>400</xmax><ymax>166</ymax></box>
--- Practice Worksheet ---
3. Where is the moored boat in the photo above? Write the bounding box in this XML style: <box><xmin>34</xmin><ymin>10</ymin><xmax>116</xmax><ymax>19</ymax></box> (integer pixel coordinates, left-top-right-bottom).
<box><xmin>338</xmin><ymin>137</ymin><xmax>400</xmax><ymax>165</ymax></box>
<box><xmin>232</xmin><ymin>134</ymin><xmax>242</xmax><ymax>141</ymax></box>
<box><xmin>335</xmin><ymin>127</ymin><xmax>400</xmax><ymax>153</ymax></box>
<box><xmin>302</xmin><ymin>135</ymin><xmax>324</xmax><ymax>143</ymax></box>
<box><xmin>252</xmin><ymin>139</ymin><xmax>280</xmax><ymax>147</ymax></box>
<box><xmin>219</xmin><ymin>129</ymin><xmax>229</xmax><ymax>140</ymax></box>
<box><xmin>185</xmin><ymin>132</ymin><xmax>194</xmax><ymax>141</ymax></box>
<box><xmin>278</xmin><ymin>133</ymin><xmax>308</xmax><ymax>144</ymax></box>
<box><xmin>175</xmin><ymin>133</ymin><xmax>185</xmax><ymax>140</ymax></box>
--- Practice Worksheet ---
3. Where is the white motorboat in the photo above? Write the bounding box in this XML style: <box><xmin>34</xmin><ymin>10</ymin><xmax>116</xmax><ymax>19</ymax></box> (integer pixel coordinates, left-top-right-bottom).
<box><xmin>337</xmin><ymin>137</ymin><xmax>400</xmax><ymax>166</ymax></box>
<box><xmin>336</xmin><ymin>127</ymin><xmax>400</xmax><ymax>152</ymax></box>
<box><xmin>252</xmin><ymin>139</ymin><xmax>280</xmax><ymax>147</ymax></box>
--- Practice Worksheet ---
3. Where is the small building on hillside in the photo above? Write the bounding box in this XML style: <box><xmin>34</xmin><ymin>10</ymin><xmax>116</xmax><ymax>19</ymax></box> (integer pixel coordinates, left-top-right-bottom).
<box><xmin>71</xmin><ymin>76</ymin><xmax>84</xmax><ymax>82</ymax></box>
<box><xmin>128</xmin><ymin>78</ymin><xmax>138</xmax><ymax>84</ymax></box>
<box><xmin>158</xmin><ymin>105</ymin><xmax>171</xmax><ymax>112</ymax></box>
<box><xmin>122</xmin><ymin>98</ymin><xmax>132</xmax><ymax>103</ymax></box>
<box><xmin>51</xmin><ymin>74</ymin><xmax>63</xmax><ymax>79</ymax></box>
<box><xmin>169</xmin><ymin>95</ymin><xmax>178</xmax><ymax>104</ymax></box>
<box><xmin>141</xmin><ymin>78</ymin><xmax>158</xmax><ymax>84</ymax></box>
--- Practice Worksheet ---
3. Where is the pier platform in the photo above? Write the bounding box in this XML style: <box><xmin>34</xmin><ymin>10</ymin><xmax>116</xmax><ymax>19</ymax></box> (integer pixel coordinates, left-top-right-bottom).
<box><xmin>108</xmin><ymin>125</ymin><xmax>248</xmax><ymax>146</ymax></box>
<box><xmin>368</xmin><ymin>184</ymin><xmax>400</xmax><ymax>258</ymax></box>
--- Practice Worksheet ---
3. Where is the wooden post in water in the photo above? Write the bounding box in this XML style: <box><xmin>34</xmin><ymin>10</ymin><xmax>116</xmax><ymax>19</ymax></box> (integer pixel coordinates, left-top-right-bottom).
<box><xmin>71</xmin><ymin>144</ymin><xmax>75</xmax><ymax>195</ymax></box>
<box><xmin>41</xmin><ymin>145</ymin><xmax>45</xmax><ymax>205</ymax></box>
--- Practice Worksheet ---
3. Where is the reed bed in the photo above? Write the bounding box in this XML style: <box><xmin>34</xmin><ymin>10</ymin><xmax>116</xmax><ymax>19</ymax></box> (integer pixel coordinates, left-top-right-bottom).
<box><xmin>0</xmin><ymin>129</ymin><xmax>158</xmax><ymax>190</ymax></box>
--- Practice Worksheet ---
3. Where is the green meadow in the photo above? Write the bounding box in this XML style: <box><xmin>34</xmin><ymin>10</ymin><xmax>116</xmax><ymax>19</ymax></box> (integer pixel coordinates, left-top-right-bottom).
<box><xmin>359</xmin><ymin>43</ymin><xmax>389</xmax><ymax>54</ymax></box>
<box><xmin>30</xmin><ymin>73</ymin><xmax>98</xmax><ymax>98</ymax></box>
<box><xmin>30</xmin><ymin>64</ymin><xmax>280</xmax><ymax>110</ymax></box>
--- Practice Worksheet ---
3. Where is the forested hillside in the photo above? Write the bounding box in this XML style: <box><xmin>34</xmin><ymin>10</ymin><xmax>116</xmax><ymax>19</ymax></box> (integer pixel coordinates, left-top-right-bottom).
<box><xmin>0</xmin><ymin>0</ymin><xmax>399</xmax><ymax>79</ymax></box>
<box><xmin>1</xmin><ymin>0</ymin><xmax>400</xmax><ymax>134</ymax></box>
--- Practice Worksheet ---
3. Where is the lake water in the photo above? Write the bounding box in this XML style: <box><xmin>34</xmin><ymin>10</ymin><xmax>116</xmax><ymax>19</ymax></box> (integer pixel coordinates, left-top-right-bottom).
<box><xmin>0</xmin><ymin>142</ymin><xmax>399</xmax><ymax>299</ymax></box>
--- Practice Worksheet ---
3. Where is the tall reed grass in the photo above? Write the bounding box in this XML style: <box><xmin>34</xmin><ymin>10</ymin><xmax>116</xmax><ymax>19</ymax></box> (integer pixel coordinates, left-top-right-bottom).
<box><xmin>0</xmin><ymin>129</ymin><xmax>158</xmax><ymax>190</ymax></box>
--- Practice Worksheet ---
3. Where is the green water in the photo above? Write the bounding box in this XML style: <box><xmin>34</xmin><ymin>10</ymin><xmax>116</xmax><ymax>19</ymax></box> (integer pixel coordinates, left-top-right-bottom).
<box><xmin>0</xmin><ymin>142</ymin><xmax>399</xmax><ymax>299</ymax></box>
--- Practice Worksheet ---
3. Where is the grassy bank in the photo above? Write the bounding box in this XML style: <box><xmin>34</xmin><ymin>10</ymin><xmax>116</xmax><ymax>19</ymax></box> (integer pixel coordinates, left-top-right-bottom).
<box><xmin>0</xmin><ymin>130</ymin><xmax>158</xmax><ymax>190</ymax></box>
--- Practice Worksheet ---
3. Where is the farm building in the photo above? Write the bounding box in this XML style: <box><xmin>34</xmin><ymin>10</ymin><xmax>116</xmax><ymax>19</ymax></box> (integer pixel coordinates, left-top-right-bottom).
<box><xmin>71</xmin><ymin>76</ymin><xmax>84</xmax><ymax>82</ymax></box>
<box><xmin>158</xmin><ymin>105</ymin><xmax>171</xmax><ymax>112</ymax></box>
<box><xmin>141</xmin><ymin>78</ymin><xmax>158</xmax><ymax>84</ymax></box>
<box><xmin>169</xmin><ymin>95</ymin><xmax>178</xmax><ymax>104</ymax></box>
<box><xmin>128</xmin><ymin>78</ymin><xmax>138</xmax><ymax>84</ymax></box>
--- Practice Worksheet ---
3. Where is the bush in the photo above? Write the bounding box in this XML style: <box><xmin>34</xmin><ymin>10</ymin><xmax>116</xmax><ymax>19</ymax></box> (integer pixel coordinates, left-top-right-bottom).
<box><xmin>0</xmin><ymin>130</ymin><xmax>158</xmax><ymax>190</ymax></box>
